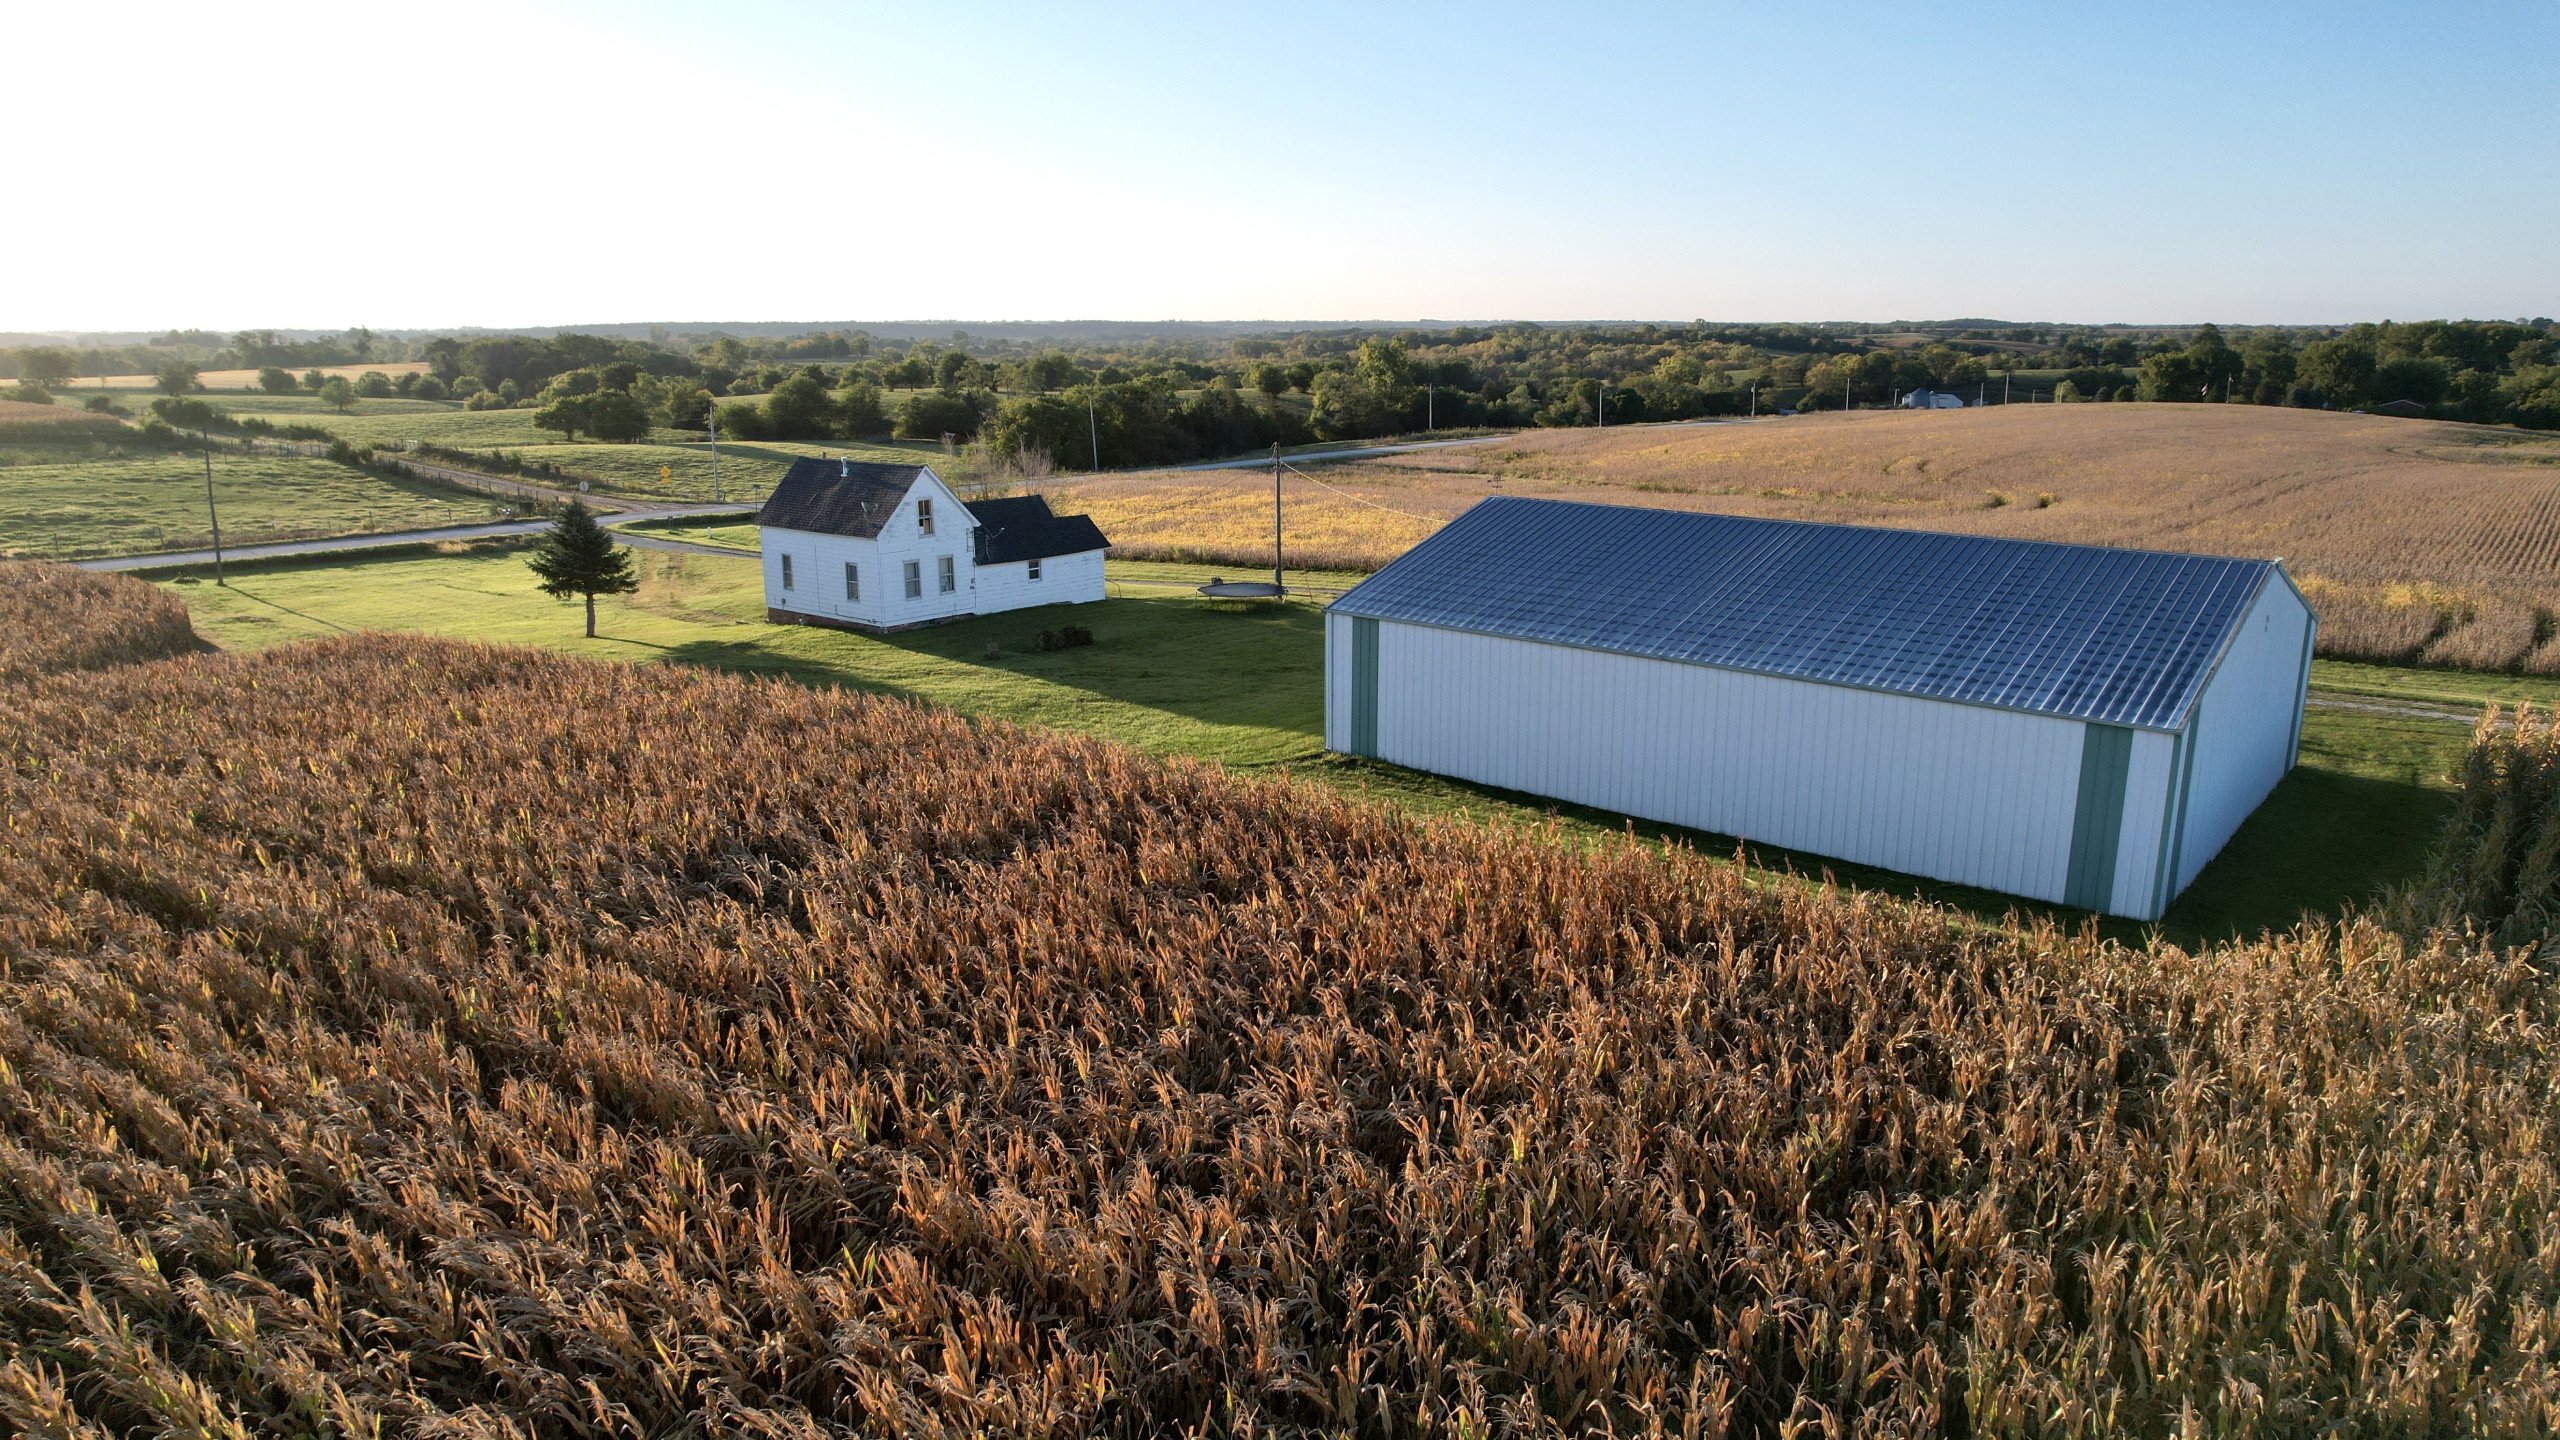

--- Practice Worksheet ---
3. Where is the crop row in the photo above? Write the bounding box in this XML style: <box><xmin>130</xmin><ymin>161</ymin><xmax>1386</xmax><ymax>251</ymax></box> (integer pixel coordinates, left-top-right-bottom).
<box><xmin>0</xmin><ymin>572</ymin><xmax>2554</xmax><ymax>1433</ymax></box>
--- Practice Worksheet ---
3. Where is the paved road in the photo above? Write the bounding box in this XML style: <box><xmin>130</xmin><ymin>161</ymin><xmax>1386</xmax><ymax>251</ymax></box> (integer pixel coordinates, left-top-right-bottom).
<box><xmin>75</xmin><ymin>504</ymin><xmax>758</xmax><ymax>573</ymax></box>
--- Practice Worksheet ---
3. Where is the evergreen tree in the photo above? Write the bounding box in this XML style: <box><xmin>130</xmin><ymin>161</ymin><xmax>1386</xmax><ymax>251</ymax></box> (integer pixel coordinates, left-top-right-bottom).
<box><xmin>526</xmin><ymin>501</ymin><xmax>638</xmax><ymax>638</ymax></box>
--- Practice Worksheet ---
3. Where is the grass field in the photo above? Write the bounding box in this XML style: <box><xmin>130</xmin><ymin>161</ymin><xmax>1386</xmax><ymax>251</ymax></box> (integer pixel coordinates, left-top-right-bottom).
<box><xmin>163</xmin><ymin>544</ymin><xmax>2483</xmax><ymax>944</ymax></box>
<box><xmin>0</xmin><ymin>441</ymin><xmax>507</xmax><ymax>558</ymax></box>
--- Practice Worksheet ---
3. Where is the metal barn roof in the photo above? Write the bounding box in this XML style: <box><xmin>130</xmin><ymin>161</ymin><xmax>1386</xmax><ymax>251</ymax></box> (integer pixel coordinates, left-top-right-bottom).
<box><xmin>1327</xmin><ymin>497</ymin><xmax>2279</xmax><ymax>731</ymax></box>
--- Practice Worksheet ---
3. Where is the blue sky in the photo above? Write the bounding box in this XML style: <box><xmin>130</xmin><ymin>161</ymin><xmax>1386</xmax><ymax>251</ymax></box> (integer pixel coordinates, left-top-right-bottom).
<box><xmin>12</xmin><ymin>1</ymin><xmax>2555</xmax><ymax>330</ymax></box>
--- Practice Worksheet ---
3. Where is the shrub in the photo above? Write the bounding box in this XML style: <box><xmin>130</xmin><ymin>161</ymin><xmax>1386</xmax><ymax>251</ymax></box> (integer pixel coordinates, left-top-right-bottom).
<box><xmin>894</xmin><ymin>388</ymin><xmax>981</xmax><ymax>441</ymax></box>
<box><xmin>713</xmin><ymin>399</ymin><xmax>772</xmax><ymax>441</ymax></box>
<box><xmin>355</xmin><ymin>371</ymin><xmax>393</xmax><ymax>399</ymax></box>
<box><xmin>413</xmin><ymin>375</ymin><xmax>449</xmax><ymax>401</ymax></box>
<box><xmin>1036</xmin><ymin>623</ymin><xmax>1095</xmax><ymax>651</ymax></box>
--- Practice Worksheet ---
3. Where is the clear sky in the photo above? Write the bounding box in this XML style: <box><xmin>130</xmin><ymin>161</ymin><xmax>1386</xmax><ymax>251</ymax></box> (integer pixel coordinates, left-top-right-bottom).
<box><xmin>11</xmin><ymin>0</ymin><xmax>2555</xmax><ymax>333</ymax></box>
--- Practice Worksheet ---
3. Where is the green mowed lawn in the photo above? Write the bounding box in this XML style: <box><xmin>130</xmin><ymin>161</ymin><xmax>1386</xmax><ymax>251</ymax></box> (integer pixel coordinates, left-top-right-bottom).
<box><xmin>1</xmin><ymin>446</ymin><xmax>507</xmax><ymax>559</ymax></box>
<box><xmin>163</xmin><ymin>544</ymin><xmax>2474</xmax><ymax>946</ymax></box>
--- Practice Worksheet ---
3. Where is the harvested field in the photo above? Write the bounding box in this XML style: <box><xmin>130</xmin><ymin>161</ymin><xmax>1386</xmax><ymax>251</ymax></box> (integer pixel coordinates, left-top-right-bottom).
<box><xmin>1063</xmin><ymin>406</ymin><xmax>2560</xmax><ymax>670</ymax></box>
<box><xmin>64</xmin><ymin>361</ymin><xmax>433</xmax><ymax>389</ymax></box>
<box><xmin>1</xmin><ymin>570</ymin><xmax>2556</xmax><ymax>1432</ymax></box>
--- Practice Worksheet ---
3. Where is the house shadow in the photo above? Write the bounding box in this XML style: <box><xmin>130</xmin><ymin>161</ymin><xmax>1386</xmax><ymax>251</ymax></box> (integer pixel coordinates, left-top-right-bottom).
<box><xmin>857</xmin><ymin>594</ymin><xmax>1329</xmax><ymax>735</ymax></box>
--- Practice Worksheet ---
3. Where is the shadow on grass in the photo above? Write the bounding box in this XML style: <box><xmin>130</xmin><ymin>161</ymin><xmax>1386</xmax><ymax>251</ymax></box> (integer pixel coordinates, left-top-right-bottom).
<box><xmin>855</xmin><ymin>594</ymin><xmax>1328</xmax><ymax>738</ymax></box>
<box><xmin>1306</xmin><ymin>752</ymin><xmax>2451</xmax><ymax>951</ymax></box>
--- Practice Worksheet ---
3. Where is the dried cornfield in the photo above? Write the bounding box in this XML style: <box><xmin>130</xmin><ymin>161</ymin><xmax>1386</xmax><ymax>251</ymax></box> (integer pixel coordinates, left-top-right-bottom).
<box><xmin>1066</xmin><ymin>406</ymin><xmax>2560</xmax><ymax>672</ymax></box>
<box><xmin>3</xmin><ymin>569</ymin><xmax>2559</xmax><ymax>1435</ymax></box>
<box><xmin>0</xmin><ymin>560</ymin><xmax>199</xmax><ymax>680</ymax></box>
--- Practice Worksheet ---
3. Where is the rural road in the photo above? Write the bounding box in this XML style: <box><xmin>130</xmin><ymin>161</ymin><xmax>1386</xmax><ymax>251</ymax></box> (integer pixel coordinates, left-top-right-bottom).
<box><xmin>75</xmin><ymin>504</ymin><xmax>757</xmax><ymax>573</ymax></box>
<box><xmin>1174</xmin><ymin>435</ymin><xmax>1509</xmax><ymax>471</ymax></box>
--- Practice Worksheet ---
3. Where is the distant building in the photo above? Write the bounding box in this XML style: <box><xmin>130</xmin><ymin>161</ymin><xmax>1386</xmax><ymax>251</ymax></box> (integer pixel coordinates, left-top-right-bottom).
<box><xmin>1325</xmin><ymin>498</ymin><xmax>2312</xmax><ymax>919</ymax></box>
<box><xmin>1900</xmin><ymin>388</ymin><xmax>1969</xmax><ymax>409</ymax></box>
<box><xmin>756</xmin><ymin>459</ymin><xmax>1107</xmax><ymax>631</ymax></box>
<box><xmin>2369</xmin><ymin>398</ymin><xmax>2429</xmax><ymax>418</ymax></box>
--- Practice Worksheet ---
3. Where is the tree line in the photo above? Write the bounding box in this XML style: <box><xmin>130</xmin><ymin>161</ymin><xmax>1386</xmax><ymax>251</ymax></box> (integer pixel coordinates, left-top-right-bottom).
<box><xmin>6</xmin><ymin>317</ymin><xmax>2555</xmax><ymax>470</ymax></box>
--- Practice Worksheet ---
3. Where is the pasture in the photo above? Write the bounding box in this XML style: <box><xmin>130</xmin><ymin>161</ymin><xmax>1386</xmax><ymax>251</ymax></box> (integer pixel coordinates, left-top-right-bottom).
<box><xmin>1064</xmin><ymin>406</ymin><xmax>2560</xmax><ymax>671</ymax></box>
<box><xmin>0</xmin><ymin>439</ymin><xmax>507</xmax><ymax>559</ymax></box>
<box><xmin>160</xmin><ymin>543</ymin><xmax>2488</xmax><ymax>944</ymax></box>
<box><xmin>8</xmin><ymin>562</ymin><xmax>2559</xmax><ymax>1432</ymax></box>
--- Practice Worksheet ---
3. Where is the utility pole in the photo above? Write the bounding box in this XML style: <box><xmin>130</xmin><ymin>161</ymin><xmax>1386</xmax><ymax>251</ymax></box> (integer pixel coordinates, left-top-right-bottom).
<box><xmin>1844</xmin><ymin>370</ymin><xmax>1852</xmax><ymax>413</ymax></box>
<box><xmin>1596</xmin><ymin>381</ymin><xmax>1606</xmax><ymax>428</ymax></box>
<box><xmin>1749</xmin><ymin>382</ymin><xmax>1757</xmax><ymax>418</ymax></box>
<box><xmin>200</xmin><ymin>434</ymin><xmax>224</xmax><ymax>586</ymax></box>
<box><xmin>1270</xmin><ymin>443</ymin><xmax>1283</xmax><ymax>595</ymax></box>
<box><xmin>706</xmin><ymin>402</ymin><xmax>722</xmax><ymax>505</ymax></box>
<box><xmin>1425</xmin><ymin>383</ymin><xmax>1433</xmax><ymax>432</ymax></box>
<box><xmin>1088</xmin><ymin>395</ymin><xmax>1101</xmax><ymax>472</ymax></box>
<box><xmin>2004</xmin><ymin>370</ymin><xmax>2013</xmax><ymax>405</ymax></box>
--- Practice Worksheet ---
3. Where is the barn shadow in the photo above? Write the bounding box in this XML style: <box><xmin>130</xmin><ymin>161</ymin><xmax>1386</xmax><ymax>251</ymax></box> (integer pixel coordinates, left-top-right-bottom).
<box><xmin>1309</xmin><ymin>754</ymin><xmax>2449</xmax><ymax>951</ymax></box>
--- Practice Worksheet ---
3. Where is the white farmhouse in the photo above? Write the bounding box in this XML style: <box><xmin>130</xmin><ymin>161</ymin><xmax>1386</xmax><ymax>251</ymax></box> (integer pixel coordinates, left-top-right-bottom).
<box><xmin>1326</xmin><ymin>498</ymin><xmax>2313</xmax><ymax>920</ymax></box>
<box><xmin>756</xmin><ymin>458</ymin><xmax>1108</xmax><ymax>631</ymax></box>
<box><xmin>1901</xmin><ymin>388</ymin><xmax>1969</xmax><ymax>409</ymax></box>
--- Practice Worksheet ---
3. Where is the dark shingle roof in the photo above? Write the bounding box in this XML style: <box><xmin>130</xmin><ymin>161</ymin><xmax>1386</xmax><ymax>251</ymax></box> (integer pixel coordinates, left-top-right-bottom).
<box><xmin>1328</xmin><ymin>497</ymin><xmax>2280</xmax><ymax>731</ymax></box>
<box><xmin>967</xmin><ymin>494</ymin><xmax>1110</xmax><ymax>564</ymax></box>
<box><xmin>756</xmin><ymin>458</ymin><xmax>929</xmax><ymax>537</ymax></box>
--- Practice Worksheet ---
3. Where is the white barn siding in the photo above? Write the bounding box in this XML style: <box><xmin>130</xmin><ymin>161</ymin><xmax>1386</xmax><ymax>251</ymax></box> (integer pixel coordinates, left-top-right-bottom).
<box><xmin>2173</xmin><ymin>578</ymin><xmax>2316</xmax><ymax>893</ymax></box>
<box><xmin>2107</xmin><ymin>730</ymin><xmax>2179</xmax><ymax>919</ymax></box>
<box><xmin>1358</xmin><ymin>618</ymin><xmax>2094</xmax><ymax>904</ymax></box>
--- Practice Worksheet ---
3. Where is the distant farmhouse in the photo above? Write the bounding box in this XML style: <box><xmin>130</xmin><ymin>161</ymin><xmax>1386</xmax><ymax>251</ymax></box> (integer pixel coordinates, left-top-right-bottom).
<box><xmin>756</xmin><ymin>458</ymin><xmax>1108</xmax><ymax>631</ymax></box>
<box><xmin>1325</xmin><ymin>498</ymin><xmax>2311</xmax><ymax>920</ymax></box>
<box><xmin>1900</xmin><ymin>388</ymin><xmax>1970</xmax><ymax>409</ymax></box>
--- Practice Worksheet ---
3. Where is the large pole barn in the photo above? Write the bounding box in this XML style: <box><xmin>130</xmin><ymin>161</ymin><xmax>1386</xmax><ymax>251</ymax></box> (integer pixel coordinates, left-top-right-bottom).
<box><xmin>1324</xmin><ymin>497</ymin><xmax>2313</xmax><ymax>919</ymax></box>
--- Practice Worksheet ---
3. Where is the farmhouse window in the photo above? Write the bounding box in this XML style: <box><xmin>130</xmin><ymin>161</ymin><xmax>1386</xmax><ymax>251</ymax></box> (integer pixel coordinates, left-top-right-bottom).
<box><xmin>844</xmin><ymin>562</ymin><xmax>859</xmax><ymax>601</ymax></box>
<box><xmin>903</xmin><ymin>560</ymin><xmax>922</xmax><ymax>599</ymax></box>
<box><xmin>916</xmin><ymin>499</ymin><xmax>935</xmax><ymax>536</ymax></box>
<box><xmin>780</xmin><ymin>554</ymin><xmax>793</xmax><ymax>590</ymax></box>
<box><xmin>937</xmin><ymin>556</ymin><xmax>956</xmax><ymax>593</ymax></box>
<box><xmin>1028</xmin><ymin>558</ymin><xmax>1042</xmax><ymax>581</ymax></box>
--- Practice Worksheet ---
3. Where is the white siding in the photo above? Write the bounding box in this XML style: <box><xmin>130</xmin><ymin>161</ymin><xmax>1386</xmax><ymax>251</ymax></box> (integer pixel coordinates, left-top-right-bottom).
<box><xmin>1362</xmin><ymin>620</ymin><xmax>2093</xmax><ymax>905</ymax></box>
<box><xmin>764</xmin><ymin>530</ymin><xmax>888</xmax><ymax>629</ymax></box>
<box><xmin>764</xmin><ymin>469</ymin><xmax>1113</xmax><ymax>627</ymax></box>
<box><xmin>2174</xmin><ymin>577</ymin><xmax>2314</xmax><ymax>892</ymax></box>
<box><xmin>2108</xmin><ymin>728</ymin><xmax>2179</xmax><ymax>919</ymax></box>
<box><xmin>971</xmin><ymin>549</ymin><xmax>1105</xmax><ymax>614</ymax></box>
<box><xmin>1324</xmin><ymin>612</ymin><xmax>1355</xmax><ymax>752</ymax></box>
<box><xmin>872</xmin><ymin>472</ymin><xmax>975</xmax><ymax>625</ymax></box>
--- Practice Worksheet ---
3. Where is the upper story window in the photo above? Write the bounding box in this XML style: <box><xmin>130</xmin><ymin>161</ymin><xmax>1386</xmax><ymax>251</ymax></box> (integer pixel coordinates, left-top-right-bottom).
<box><xmin>903</xmin><ymin>559</ymin><xmax>922</xmax><ymax>599</ymax></box>
<box><xmin>937</xmin><ymin>555</ymin><xmax>956</xmax><ymax>593</ymax></box>
<box><xmin>916</xmin><ymin>498</ymin><xmax>935</xmax><ymax>536</ymax></box>
<box><xmin>780</xmin><ymin>554</ymin><xmax>794</xmax><ymax>590</ymax></box>
<box><xmin>1028</xmin><ymin>557</ymin><xmax>1043</xmax><ymax>581</ymax></box>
